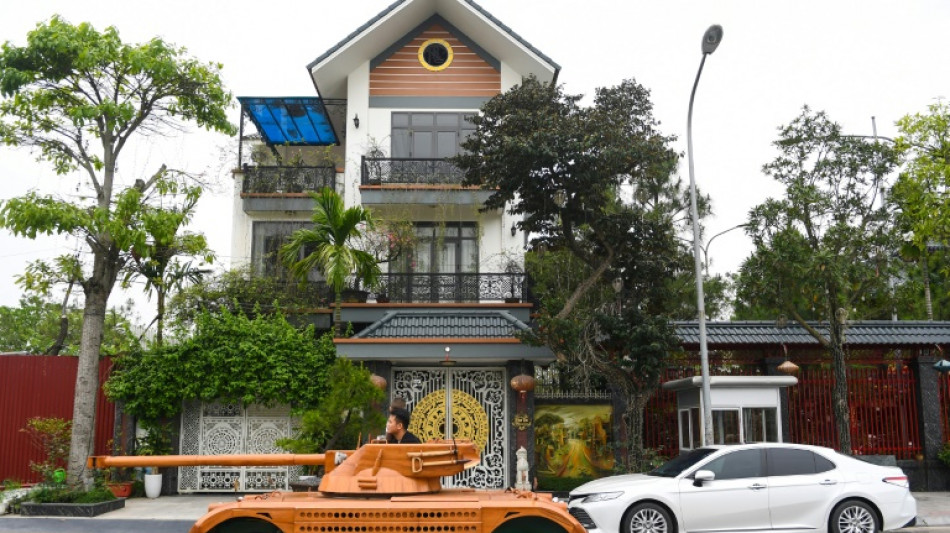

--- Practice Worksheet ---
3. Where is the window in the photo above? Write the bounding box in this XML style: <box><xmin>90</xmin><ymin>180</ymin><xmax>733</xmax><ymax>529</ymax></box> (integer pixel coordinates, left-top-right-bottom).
<box><xmin>678</xmin><ymin>408</ymin><xmax>702</xmax><ymax>449</ymax></box>
<box><xmin>396</xmin><ymin>222</ymin><xmax>478</xmax><ymax>274</ymax></box>
<box><xmin>712</xmin><ymin>409</ymin><xmax>740</xmax><ymax>445</ymax></box>
<box><xmin>392</xmin><ymin>112</ymin><xmax>475</xmax><ymax>159</ymax></box>
<box><xmin>767</xmin><ymin>448</ymin><xmax>837</xmax><ymax>476</ymax></box>
<box><xmin>700</xmin><ymin>449</ymin><xmax>764</xmax><ymax>480</ymax></box>
<box><xmin>252</xmin><ymin>222</ymin><xmax>320</xmax><ymax>281</ymax></box>
<box><xmin>679</xmin><ymin>410</ymin><xmax>691</xmax><ymax>450</ymax></box>
<box><xmin>418</xmin><ymin>39</ymin><xmax>453</xmax><ymax>71</ymax></box>
<box><xmin>742</xmin><ymin>407</ymin><xmax>779</xmax><ymax>443</ymax></box>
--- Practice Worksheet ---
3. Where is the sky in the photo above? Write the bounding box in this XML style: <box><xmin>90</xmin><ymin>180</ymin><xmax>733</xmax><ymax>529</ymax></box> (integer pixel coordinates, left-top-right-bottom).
<box><xmin>1</xmin><ymin>0</ymin><xmax>948</xmax><ymax>324</ymax></box>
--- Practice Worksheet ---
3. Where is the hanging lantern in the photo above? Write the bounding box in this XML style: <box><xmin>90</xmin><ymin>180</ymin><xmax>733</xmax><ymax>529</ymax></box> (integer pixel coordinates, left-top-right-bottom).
<box><xmin>510</xmin><ymin>374</ymin><xmax>536</xmax><ymax>395</ymax></box>
<box><xmin>777</xmin><ymin>360</ymin><xmax>800</xmax><ymax>374</ymax></box>
<box><xmin>370</xmin><ymin>374</ymin><xmax>387</xmax><ymax>390</ymax></box>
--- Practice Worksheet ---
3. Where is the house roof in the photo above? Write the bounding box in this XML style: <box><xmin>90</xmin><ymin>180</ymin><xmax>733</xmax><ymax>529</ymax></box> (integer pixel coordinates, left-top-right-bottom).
<box><xmin>336</xmin><ymin>309</ymin><xmax>555</xmax><ymax>363</ymax></box>
<box><xmin>354</xmin><ymin>309</ymin><xmax>530</xmax><ymax>338</ymax></box>
<box><xmin>674</xmin><ymin>320</ymin><xmax>950</xmax><ymax>347</ymax></box>
<box><xmin>307</xmin><ymin>0</ymin><xmax>560</xmax><ymax>99</ymax></box>
<box><xmin>237</xmin><ymin>97</ymin><xmax>340</xmax><ymax>146</ymax></box>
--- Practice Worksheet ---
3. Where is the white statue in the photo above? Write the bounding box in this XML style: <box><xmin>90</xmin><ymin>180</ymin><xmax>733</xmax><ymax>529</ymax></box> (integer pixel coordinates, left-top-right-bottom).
<box><xmin>515</xmin><ymin>446</ymin><xmax>531</xmax><ymax>491</ymax></box>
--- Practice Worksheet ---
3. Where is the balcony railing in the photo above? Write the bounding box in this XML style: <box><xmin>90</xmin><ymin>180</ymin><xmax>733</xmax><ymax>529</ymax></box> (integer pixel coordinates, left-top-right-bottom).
<box><xmin>238</xmin><ymin>273</ymin><xmax>525</xmax><ymax>307</ymax></box>
<box><xmin>372</xmin><ymin>272</ymin><xmax>525</xmax><ymax>303</ymax></box>
<box><xmin>242</xmin><ymin>165</ymin><xmax>336</xmax><ymax>194</ymax></box>
<box><xmin>361</xmin><ymin>157</ymin><xmax>465</xmax><ymax>186</ymax></box>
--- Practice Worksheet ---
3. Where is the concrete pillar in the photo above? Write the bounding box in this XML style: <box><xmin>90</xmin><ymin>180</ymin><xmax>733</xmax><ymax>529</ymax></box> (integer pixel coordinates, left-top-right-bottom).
<box><xmin>764</xmin><ymin>356</ymin><xmax>792</xmax><ymax>442</ymax></box>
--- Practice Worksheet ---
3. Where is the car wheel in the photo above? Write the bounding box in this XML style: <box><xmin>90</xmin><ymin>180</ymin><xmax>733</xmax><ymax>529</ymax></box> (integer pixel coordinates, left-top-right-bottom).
<box><xmin>622</xmin><ymin>502</ymin><xmax>672</xmax><ymax>533</ymax></box>
<box><xmin>830</xmin><ymin>500</ymin><xmax>880</xmax><ymax>533</ymax></box>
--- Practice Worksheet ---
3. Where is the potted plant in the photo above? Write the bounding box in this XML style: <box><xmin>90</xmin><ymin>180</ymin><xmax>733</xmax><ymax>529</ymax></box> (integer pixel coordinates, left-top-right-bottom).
<box><xmin>136</xmin><ymin>420</ymin><xmax>173</xmax><ymax>498</ymax></box>
<box><xmin>103</xmin><ymin>467</ymin><xmax>133</xmax><ymax>498</ymax></box>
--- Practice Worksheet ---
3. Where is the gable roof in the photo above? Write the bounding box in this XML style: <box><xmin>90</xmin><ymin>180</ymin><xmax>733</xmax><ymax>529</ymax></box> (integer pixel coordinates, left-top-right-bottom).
<box><xmin>308</xmin><ymin>0</ymin><xmax>559</xmax><ymax>99</ymax></box>
<box><xmin>674</xmin><ymin>320</ymin><xmax>950</xmax><ymax>347</ymax></box>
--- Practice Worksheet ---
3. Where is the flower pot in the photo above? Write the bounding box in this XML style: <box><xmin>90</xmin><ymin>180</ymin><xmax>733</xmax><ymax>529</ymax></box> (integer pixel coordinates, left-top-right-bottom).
<box><xmin>144</xmin><ymin>473</ymin><xmax>162</xmax><ymax>498</ymax></box>
<box><xmin>106</xmin><ymin>481</ymin><xmax>133</xmax><ymax>498</ymax></box>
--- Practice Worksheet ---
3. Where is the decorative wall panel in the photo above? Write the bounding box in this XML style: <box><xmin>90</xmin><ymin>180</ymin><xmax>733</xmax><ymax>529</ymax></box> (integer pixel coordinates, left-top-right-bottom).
<box><xmin>178</xmin><ymin>400</ymin><xmax>297</xmax><ymax>492</ymax></box>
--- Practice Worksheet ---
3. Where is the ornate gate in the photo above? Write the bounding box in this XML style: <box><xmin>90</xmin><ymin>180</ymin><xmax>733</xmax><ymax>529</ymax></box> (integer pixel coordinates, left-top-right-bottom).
<box><xmin>391</xmin><ymin>367</ymin><xmax>507</xmax><ymax>488</ymax></box>
<box><xmin>178</xmin><ymin>400</ymin><xmax>299</xmax><ymax>492</ymax></box>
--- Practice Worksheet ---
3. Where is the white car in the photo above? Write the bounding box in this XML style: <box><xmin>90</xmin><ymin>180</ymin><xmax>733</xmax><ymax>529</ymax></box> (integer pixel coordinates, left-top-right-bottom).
<box><xmin>568</xmin><ymin>443</ymin><xmax>917</xmax><ymax>533</ymax></box>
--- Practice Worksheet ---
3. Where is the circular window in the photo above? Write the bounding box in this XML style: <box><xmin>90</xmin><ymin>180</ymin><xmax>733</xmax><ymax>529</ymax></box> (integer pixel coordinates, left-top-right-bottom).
<box><xmin>418</xmin><ymin>38</ymin><xmax>453</xmax><ymax>71</ymax></box>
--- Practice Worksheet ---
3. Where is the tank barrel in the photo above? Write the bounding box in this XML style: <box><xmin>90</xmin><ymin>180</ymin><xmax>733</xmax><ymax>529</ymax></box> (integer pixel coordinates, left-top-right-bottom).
<box><xmin>87</xmin><ymin>453</ymin><xmax>328</xmax><ymax>470</ymax></box>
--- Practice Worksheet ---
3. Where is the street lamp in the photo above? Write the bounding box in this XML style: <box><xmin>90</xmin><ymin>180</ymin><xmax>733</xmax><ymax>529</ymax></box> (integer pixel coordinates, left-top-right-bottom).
<box><xmin>686</xmin><ymin>24</ymin><xmax>723</xmax><ymax>446</ymax></box>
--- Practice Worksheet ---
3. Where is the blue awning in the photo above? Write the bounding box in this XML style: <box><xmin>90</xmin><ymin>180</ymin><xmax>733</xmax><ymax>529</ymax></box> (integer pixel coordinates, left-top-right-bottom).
<box><xmin>238</xmin><ymin>97</ymin><xmax>340</xmax><ymax>146</ymax></box>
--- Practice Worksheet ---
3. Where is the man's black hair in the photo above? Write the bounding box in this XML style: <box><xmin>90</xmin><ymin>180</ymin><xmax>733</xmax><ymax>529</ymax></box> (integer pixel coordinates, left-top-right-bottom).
<box><xmin>390</xmin><ymin>407</ymin><xmax>411</xmax><ymax>427</ymax></box>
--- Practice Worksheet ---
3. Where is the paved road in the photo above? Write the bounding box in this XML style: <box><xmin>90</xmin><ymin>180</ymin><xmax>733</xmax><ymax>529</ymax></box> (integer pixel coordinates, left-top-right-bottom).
<box><xmin>0</xmin><ymin>518</ymin><xmax>194</xmax><ymax>533</ymax></box>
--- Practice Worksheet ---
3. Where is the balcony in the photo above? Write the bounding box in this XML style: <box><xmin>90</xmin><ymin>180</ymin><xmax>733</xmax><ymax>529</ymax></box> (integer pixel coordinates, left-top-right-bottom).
<box><xmin>359</xmin><ymin>157</ymin><xmax>491</xmax><ymax>206</ymax></box>
<box><xmin>240</xmin><ymin>165</ymin><xmax>337</xmax><ymax>213</ymax></box>
<box><xmin>373</xmin><ymin>272</ymin><xmax>526</xmax><ymax>303</ymax></box>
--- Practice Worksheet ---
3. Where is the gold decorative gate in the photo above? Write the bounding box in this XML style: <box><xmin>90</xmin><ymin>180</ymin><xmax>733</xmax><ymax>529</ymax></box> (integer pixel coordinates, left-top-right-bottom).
<box><xmin>391</xmin><ymin>367</ymin><xmax>507</xmax><ymax>488</ymax></box>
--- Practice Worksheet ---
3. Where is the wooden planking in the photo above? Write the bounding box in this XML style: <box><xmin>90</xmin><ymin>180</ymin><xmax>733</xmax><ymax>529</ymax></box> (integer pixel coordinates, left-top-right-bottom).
<box><xmin>371</xmin><ymin>24</ymin><xmax>500</xmax><ymax>97</ymax></box>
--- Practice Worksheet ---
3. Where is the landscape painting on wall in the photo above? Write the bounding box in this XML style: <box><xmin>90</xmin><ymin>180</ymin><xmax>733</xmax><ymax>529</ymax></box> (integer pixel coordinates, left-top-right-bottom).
<box><xmin>534</xmin><ymin>404</ymin><xmax>614</xmax><ymax>490</ymax></box>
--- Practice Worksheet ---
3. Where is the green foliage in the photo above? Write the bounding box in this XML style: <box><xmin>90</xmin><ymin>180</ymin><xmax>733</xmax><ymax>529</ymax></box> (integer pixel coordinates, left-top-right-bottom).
<box><xmin>27</xmin><ymin>485</ymin><xmax>115</xmax><ymax>504</ymax></box>
<box><xmin>105</xmin><ymin>309</ymin><xmax>336</xmax><ymax>419</ymax></box>
<box><xmin>277</xmin><ymin>357</ymin><xmax>386</xmax><ymax>459</ymax></box>
<box><xmin>938</xmin><ymin>442</ymin><xmax>950</xmax><ymax>468</ymax></box>
<box><xmin>135</xmin><ymin>420</ymin><xmax>173</xmax><ymax>456</ymax></box>
<box><xmin>167</xmin><ymin>267</ymin><xmax>326</xmax><ymax>329</ymax></box>
<box><xmin>735</xmin><ymin>106</ymin><xmax>900</xmax><ymax>323</ymax></box>
<box><xmin>20</xmin><ymin>417</ymin><xmax>71</xmax><ymax>484</ymax></box>
<box><xmin>280</xmin><ymin>187</ymin><xmax>380</xmax><ymax>335</ymax></box>
<box><xmin>0</xmin><ymin>296</ymin><xmax>139</xmax><ymax>355</ymax></box>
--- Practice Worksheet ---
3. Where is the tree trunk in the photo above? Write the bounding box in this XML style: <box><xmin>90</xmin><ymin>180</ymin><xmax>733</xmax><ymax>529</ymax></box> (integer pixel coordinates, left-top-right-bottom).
<box><xmin>67</xmin><ymin>249</ymin><xmax>119</xmax><ymax>487</ymax></box>
<box><xmin>333</xmin><ymin>290</ymin><xmax>343</xmax><ymax>337</ymax></box>
<box><xmin>828</xmin><ymin>306</ymin><xmax>852</xmax><ymax>455</ymax></box>
<box><xmin>623</xmin><ymin>394</ymin><xmax>649</xmax><ymax>471</ymax></box>
<box><xmin>156</xmin><ymin>288</ymin><xmax>165</xmax><ymax>346</ymax></box>
<box><xmin>921</xmin><ymin>253</ymin><xmax>933</xmax><ymax>321</ymax></box>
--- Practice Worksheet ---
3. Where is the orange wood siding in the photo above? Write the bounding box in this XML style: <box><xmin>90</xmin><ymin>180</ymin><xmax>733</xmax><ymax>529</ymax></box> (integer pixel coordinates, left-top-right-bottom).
<box><xmin>371</xmin><ymin>24</ymin><xmax>500</xmax><ymax>97</ymax></box>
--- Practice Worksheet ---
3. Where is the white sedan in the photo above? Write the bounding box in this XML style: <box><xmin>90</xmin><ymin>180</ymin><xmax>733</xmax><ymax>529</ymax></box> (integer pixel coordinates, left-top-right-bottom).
<box><xmin>567</xmin><ymin>443</ymin><xmax>917</xmax><ymax>533</ymax></box>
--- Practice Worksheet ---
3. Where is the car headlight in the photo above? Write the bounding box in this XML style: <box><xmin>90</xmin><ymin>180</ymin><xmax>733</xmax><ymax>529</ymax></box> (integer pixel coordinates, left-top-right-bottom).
<box><xmin>583</xmin><ymin>491</ymin><xmax>623</xmax><ymax>503</ymax></box>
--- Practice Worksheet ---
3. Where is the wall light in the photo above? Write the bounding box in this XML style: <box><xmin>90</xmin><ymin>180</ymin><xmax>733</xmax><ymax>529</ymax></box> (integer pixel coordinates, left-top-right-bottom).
<box><xmin>353</xmin><ymin>114</ymin><xmax>360</xmax><ymax>129</ymax></box>
<box><xmin>510</xmin><ymin>223</ymin><xmax>517</xmax><ymax>237</ymax></box>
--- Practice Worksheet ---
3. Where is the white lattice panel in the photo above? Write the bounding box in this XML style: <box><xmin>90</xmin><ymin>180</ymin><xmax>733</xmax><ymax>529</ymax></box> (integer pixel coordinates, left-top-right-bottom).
<box><xmin>178</xmin><ymin>400</ymin><xmax>297</xmax><ymax>492</ymax></box>
<box><xmin>392</xmin><ymin>367</ymin><xmax>507</xmax><ymax>488</ymax></box>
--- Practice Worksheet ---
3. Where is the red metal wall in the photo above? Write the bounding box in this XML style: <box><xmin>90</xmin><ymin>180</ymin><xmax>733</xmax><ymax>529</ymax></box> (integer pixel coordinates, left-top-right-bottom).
<box><xmin>0</xmin><ymin>355</ymin><xmax>115</xmax><ymax>483</ymax></box>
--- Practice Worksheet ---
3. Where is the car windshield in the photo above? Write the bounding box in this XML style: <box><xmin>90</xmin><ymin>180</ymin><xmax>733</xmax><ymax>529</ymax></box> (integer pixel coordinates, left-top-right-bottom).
<box><xmin>647</xmin><ymin>448</ymin><xmax>717</xmax><ymax>477</ymax></box>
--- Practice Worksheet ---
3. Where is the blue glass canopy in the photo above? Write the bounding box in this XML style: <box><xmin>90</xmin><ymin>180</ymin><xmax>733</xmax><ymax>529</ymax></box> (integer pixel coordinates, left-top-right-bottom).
<box><xmin>238</xmin><ymin>97</ymin><xmax>339</xmax><ymax>146</ymax></box>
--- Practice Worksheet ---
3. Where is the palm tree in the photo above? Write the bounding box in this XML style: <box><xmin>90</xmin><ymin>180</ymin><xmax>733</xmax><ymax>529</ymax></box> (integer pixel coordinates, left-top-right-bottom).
<box><xmin>280</xmin><ymin>188</ymin><xmax>380</xmax><ymax>336</ymax></box>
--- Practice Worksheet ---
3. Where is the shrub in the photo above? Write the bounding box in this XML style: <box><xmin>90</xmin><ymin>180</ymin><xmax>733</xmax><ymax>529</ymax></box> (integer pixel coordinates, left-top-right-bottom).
<box><xmin>19</xmin><ymin>417</ymin><xmax>71</xmax><ymax>484</ymax></box>
<box><xmin>938</xmin><ymin>442</ymin><xmax>950</xmax><ymax>468</ymax></box>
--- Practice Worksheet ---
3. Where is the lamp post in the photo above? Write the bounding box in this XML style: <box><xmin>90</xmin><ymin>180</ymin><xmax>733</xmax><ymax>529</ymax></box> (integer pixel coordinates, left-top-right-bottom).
<box><xmin>686</xmin><ymin>24</ymin><xmax>723</xmax><ymax>447</ymax></box>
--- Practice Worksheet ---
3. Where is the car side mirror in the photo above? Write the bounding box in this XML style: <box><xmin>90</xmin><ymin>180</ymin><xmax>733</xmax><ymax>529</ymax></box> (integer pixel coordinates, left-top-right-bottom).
<box><xmin>693</xmin><ymin>469</ymin><xmax>715</xmax><ymax>487</ymax></box>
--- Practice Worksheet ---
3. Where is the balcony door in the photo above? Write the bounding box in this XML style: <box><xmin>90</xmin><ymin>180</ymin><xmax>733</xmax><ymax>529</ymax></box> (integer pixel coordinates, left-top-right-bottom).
<box><xmin>391</xmin><ymin>222</ymin><xmax>478</xmax><ymax>302</ymax></box>
<box><xmin>391</xmin><ymin>112</ymin><xmax>475</xmax><ymax>159</ymax></box>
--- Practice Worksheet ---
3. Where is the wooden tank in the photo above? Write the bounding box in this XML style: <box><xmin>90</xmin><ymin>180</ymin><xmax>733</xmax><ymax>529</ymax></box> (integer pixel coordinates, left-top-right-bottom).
<box><xmin>88</xmin><ymin>440</ymin><xmax>585</xmax><ymax>533</ymax></box>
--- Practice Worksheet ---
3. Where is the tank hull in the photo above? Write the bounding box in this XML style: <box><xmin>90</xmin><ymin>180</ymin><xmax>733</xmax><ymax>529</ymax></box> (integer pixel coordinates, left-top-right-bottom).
<box><xmin>195</xmin><ymin>489</ymin><xmax>585</xmax><ymax>533</ymax></box>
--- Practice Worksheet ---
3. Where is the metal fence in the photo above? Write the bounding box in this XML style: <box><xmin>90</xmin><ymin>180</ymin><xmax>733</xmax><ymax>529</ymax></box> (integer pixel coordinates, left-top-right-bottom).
<box><xmin>0</xmin><ymin>355</ymin><xmax>115</xmax><ymax>483</ymax></box>
<box><xmin>374</xmin><ymin>272</ymin><xmax>525</xmax><ymax>303</ymax></box>
<box><xmin>242</xmin><ymin>165</ymin><xmax>336</xmax><ymax>194</ymax></box>
<box><xmin>361</xmin><ymin>157</ymin><xmax>464</xmax><ymax>186</ymax></box>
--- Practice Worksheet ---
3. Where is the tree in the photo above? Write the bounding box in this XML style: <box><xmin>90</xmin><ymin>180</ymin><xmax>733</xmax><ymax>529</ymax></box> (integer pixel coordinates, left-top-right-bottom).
<box><xmin>124</xmin><ymin>179</ymin><xmax>214</xmax><ymax>345</ymax></box>
<box><xmin>0</xmin><ymin>295</ymin><xmax>138</xmax><ymax>356</ymax></box>
<box><xmin>456</xmin><ymin>77</ymin><xmax>685</xmax><ymax>470</ymax></box>
<box><xmin>280</xmin><ymin>187</ymin><xmax>380</xmax><ymax>336</ymax></box>
<box><xmin>106</xmin><ymin>309</ymin><xmax>336</xmax><ymax>421</ymax></box>
<box><xmin>733</xmin><ymin>107</ymin><xmax>899</xmax><ymax>454</ymax></box>
<box><xmin>892</xmin><ymin>101</ymin><xmax>950</xmax><ymax>320</ymax></box>
<box><xmin>276</xmin><ymin>357</ymin><xmax>386</xmax><ymax>456</ymax></box>
<box><xmin>0</xmin><ymin>16</ymin><xmax>234</xmax><ymax>485</ymax></box>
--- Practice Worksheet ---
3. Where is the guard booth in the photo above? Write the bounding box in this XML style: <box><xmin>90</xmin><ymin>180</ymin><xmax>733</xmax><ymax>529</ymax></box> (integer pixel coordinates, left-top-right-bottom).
<box><xmin>662</xmin><ymin>376</ymin><xmax>798</xmax><ymax>450</ymax></box>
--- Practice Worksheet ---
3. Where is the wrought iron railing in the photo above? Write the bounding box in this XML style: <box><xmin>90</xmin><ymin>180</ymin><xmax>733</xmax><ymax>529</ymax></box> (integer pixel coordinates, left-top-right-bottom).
<box><xmin>372</xmin><ymin>272</ymin><xmax>525</xmax><ymax>303</ymax></box>
<box><xmin>242</xmin><ymin>165</ymin><xmax>336</xmax><ymax>194</ymax></box>
<box><xmin>361</xmin><ymin>157</ymin><xmax>465</xmax><ymax>186</ymax></box>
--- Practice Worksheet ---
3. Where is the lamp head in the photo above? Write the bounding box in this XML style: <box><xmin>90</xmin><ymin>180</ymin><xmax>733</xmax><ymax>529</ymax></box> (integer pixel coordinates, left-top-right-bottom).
<box><xmin>934</xmin><ymin>358</ymin><xmax>950</xmax><ymax>373</ymax></box>
<box><xmin>701</xmin><ymin>25</ymin><xmax>724</xmax><ymax>55</ymax></box>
